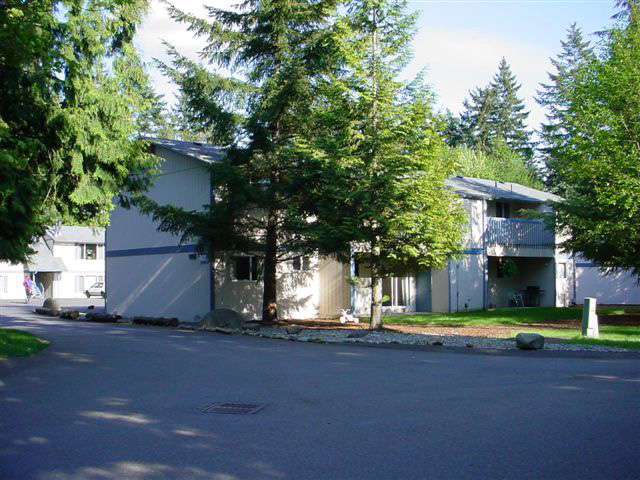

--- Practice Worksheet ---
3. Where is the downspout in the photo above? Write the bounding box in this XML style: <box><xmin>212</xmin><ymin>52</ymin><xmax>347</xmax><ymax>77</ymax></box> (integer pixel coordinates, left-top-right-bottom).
<box><xmin>482</xmin><ymin>200</ymin><xmax>488</xmax><ymax>309</ymax></box>
<box><xmin>572</xmin><ymin>253</ymin><xmax>577</xmax><ymax>305</ymax></box>
<box><xmin>350</xmin><ymin>253</ymin><xmax>356</xmax><ymax>314</ymax></box>
<box><xmin>456</xmin><ymin>263</ymin><xmax>460</xmax><ymax>312</ymax></box>
<box><xmin>447</xmin><ymin>259</ymin><xmax>452</xmax><ymax>313</ymax></box>
<box><xmin>105</xmin><ymin>222</ymin><xmax>109</xmax><ymax>314</ymax></box>
<box><xmin>209</xmin><ymin>177</ymin><xmax>216</xmax><ymax>311</ymax></box>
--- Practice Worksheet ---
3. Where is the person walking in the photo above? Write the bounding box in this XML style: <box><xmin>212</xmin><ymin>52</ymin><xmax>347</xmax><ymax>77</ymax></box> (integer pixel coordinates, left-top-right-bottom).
<box><xmin>23</xmin><ymin>275</ymin><xmax>34</xmax><ymax>303</ymax></box>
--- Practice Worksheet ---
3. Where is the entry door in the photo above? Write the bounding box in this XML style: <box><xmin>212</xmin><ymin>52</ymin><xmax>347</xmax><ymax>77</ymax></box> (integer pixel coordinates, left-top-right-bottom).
<box><xmin>416</xmin><ymin>270</ymin><xmax>431</xmax><ymax>312</ymax></box>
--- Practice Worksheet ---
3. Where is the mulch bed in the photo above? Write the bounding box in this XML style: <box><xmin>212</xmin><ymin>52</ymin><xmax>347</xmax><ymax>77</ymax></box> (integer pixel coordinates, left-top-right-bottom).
<box><xmin>279</xmin><ymin>313</ymin><xmax>640</xmax><ymax>340</ymax></box>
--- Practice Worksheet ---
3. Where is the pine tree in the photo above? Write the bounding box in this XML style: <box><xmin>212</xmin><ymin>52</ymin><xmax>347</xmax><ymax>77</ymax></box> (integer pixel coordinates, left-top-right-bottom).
<box><xmin>0</xmin><ymin>0</ymin><xmax>156</xmax><ymax>263</ymax></box>
<box><xmin>298</xmin><ymin>0</ymin><xmax>465</xmax><ymax>329</ymax></box>
<box><xmin>537</xmin><ymin>23</ymin><xmax>594</xmax><ymax>191</ymax></box>
<box><xmin>489</xmin><ymin>58</ymin><xmax>532</xmax><ymax>159</ymax></box>
<box><xmin>546</xmin><ymin>3</ymin><xmax>640</xmax><ymax>277</ymax></box>
<box><xmin>138</xmin><ymin>0</ymin><xmax>340</xmax><ymax>323</ymax></box>
<box><xmin>459</xmin><ymin>85</ymin><xmax>497</xmax><ymax>152</ymax></box>
<box><xmin>457</xmin><ymin>59</ymin><xmax>532</xmax><ymax>161</ymax></box>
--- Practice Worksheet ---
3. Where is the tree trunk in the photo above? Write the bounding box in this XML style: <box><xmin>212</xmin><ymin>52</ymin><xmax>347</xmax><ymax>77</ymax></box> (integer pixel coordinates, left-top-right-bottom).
<box><xmin>370</xmin><ymin>271</ymin><xmax>383</xmax><ymax>330</ymax></box>
<box><xmin>261</xmin><ymin>207</ymin><xmax>278</xmax><ymax>324</ymax></box>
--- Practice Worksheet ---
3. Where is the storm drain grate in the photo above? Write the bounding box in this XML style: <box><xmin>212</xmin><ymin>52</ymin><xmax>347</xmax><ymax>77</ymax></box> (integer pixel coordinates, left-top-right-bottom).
<box><xmin>202</xmin><ymin>403</ymin><xmax>266</xmax><ymax>415</ymax></box>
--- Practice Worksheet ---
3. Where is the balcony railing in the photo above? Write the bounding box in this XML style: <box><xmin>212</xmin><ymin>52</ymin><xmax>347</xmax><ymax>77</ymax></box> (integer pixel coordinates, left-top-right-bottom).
<box><xmin>486</xmin><ymin>217</ymin><xmax>555</xmax><ymax>247</ymax></box>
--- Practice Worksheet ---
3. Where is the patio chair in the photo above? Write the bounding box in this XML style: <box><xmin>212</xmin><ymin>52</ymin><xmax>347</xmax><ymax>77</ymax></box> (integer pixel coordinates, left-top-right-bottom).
<box><xmin>508</xmin><ymin>291</ymin><xmax>524</xmax><ymax>307</ymax></box>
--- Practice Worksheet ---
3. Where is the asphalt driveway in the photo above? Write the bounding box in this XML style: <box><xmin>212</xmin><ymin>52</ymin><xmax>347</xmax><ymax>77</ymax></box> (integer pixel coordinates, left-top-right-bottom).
<box><xmin>1</xmin><ymin>300</ymin><xmax>639</xmax><ymax>480</ymax></box>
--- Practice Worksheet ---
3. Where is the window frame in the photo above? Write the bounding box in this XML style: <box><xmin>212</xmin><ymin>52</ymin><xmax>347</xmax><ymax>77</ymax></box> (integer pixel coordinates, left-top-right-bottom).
<box><xmin>232</xmin><ymin>256</ymin><xmax>261</xmax><ymax>281</ymax></box>
<box><xmin>292</xmin><ymin>256</ymin><xmax>311</xmax><ymax>272</ymax></box>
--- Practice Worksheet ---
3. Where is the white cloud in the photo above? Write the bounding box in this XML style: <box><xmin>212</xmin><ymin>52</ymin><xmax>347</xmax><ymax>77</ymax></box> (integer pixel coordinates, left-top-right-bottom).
<box><xmin>134</xmin><ymin>1</ymin><xmax>233</xmax><ymax>105</ymax></box>
<box><xmin>135</xmin><ymin>1</ymin><xmax>556</xmax><ymax>129</ymax></box>
<box><xmin>407</xmin><ymin>25</ymin><xmax>555</xmax><ymax>129</ymax></box>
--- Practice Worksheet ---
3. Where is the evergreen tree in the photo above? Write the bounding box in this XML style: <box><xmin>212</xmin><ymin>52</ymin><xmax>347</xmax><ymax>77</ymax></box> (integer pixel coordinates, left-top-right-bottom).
<box><xmin>0</xmin><ymin>0</ymin><xmax>156</xmax><ymax>263</ymax></box>
<box><xmin>137</xmin><ymin>0</ymin><xmax>340</xmax><ymax>323</ymax></box>
<box><xmin>299</xmin><ymin>0</ymin><xmax>465</xmax><ymax>329</ymax></box>
<box><xmin>547</xmin><ymin>3</ymin><xmax>640</xmax><ymax>277</ymax></box>
<box><xmin>489</xmin><ymin>58</ymin><xmax>532</xmax><ymax>159</ymax></box>
<box><xmin>457</xmin><ymin>59</ymin><xmax>532</xmax><ymax>160</ymax></box>
<box><xmin>536</xmin><ymin>23</ymin><xmax>594</xmax><ymax>191</ymax></box>
<box><xmin>458</xmin><ymin>85</ymin><xmax>497</xmax><ymax>152</ymax></box>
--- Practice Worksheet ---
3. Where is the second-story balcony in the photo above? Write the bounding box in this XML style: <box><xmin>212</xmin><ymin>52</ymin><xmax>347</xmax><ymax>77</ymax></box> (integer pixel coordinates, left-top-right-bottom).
<box><xmin>486</xmin><ymin>217</ymin><xmax>555</xmax><ymax>257</ymax></box>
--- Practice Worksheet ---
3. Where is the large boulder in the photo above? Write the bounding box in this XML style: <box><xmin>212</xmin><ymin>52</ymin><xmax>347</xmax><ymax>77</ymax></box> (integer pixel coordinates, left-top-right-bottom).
<box><xmin>43</xmin><ymin>298</ymin><xmax>61</xmax><ymax>314</ymax></box>
<box><xmin>200</xmin><ymin>309</ymin><xmax>247</xmax><ymax>331</ymax></box>
<box><xmin>515</xmin><ymin>333</ymin><xmax>545</xmax><ymax>350</ymax></box>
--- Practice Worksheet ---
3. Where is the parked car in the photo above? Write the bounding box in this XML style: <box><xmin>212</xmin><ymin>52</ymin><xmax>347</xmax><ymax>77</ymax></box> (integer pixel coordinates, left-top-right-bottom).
<box><xmin>85</xmin><ymin>281</ymin><xmax>105</xmax><ymax>299</ymax></box>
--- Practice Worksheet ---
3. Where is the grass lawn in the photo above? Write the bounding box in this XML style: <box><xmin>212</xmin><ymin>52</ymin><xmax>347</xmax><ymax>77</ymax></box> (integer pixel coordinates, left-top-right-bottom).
<box><xmin>0</xmin><ymin>329</ymin><xmax>49</xmax><ymax>357</ymax></box>
<box><xmin>381</xmin><ymin>306</ymin><xmax>640</xmax><ymax>350</ymax></box>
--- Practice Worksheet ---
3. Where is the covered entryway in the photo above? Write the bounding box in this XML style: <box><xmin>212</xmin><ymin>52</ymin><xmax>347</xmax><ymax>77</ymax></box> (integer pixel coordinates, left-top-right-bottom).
<box><xmin>488</xmin><ymin>256</ymin><xmax>555</xmax><ymax>308</ymax></box>
<box><xmin>25</xmin><ymin>238</ymin><xmax>66</xmax><ymax>298</ymax></box>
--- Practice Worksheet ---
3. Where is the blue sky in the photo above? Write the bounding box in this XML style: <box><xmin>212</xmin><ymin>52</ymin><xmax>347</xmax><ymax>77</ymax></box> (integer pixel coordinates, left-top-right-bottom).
<box><xmin>135</xmin><ymin>0</ymin><xmax>618</xmax><ymax>131</ymax></box>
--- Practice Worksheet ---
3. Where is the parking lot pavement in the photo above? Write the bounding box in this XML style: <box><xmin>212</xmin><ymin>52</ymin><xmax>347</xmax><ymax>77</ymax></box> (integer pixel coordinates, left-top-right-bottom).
<box><xmin>1</xmin><ymin>301</ymin><xmax>639</xmax><ymax>480</ymax></box>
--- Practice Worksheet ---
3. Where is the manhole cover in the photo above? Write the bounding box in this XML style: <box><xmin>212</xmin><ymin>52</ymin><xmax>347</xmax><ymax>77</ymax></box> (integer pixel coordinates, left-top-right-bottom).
<box><xmin>202</xmin><ymin>403</ymin><xmax>266</xmax><ymax>415</ymax></box>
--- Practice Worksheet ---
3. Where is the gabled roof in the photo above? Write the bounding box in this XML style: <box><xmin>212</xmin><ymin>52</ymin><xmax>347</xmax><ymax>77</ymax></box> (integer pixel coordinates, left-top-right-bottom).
<box><xmin>445</xmin><ymin>176</ymin><xmax>561</xmax><ymax>204</ymax></box>
<box><xmin>26</xmin><ymin>239</ymin><xmax>66</xmax><ymax>272</ymax></box>
<box><xmin>147</xmin><ymin>138</ymin><xmax>224</xmax><ymax>164</ymax></box>
<box><xmin>145</xmin><ymin>140</ymin><xmax>558</xmax><ymax>205</ymax></box>
<box><xmin>47</xmin><ymin>226</ymin><xmax>105</xmax><ymax>244</ymax></box>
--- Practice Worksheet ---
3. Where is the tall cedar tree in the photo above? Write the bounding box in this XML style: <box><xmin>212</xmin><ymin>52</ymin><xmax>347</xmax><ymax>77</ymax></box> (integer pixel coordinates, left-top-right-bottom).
<box><xmin>137</xmin><ymin>0</ymin><xmax>339</xmax><ymax>323</ymax></box>
<box><xmin>458</xmin><ymin>58</ymin><xmax>532</xmax><ymax>161</ymax></box>
<box><xmin>297</xmin><ymin>0</ymin><xmax>465</xmax><ymax>329</ymax></box>
<box><xmin>0</xmin><ymin>0</ymin><xmax>156</xmax><ymax>263</ymax></box>
<box><xmin>536</xmin><ymin>24</ymin><xmax>594</xmax><ymax>192</ymax></box>
<box><xmin>546</xmin><ymin>2</ymin><xmax>640</xmax><ymax>277</ymax></box>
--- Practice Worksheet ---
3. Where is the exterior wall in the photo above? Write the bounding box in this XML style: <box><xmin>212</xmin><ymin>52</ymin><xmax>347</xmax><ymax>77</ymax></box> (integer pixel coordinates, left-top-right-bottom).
<box><xmin>575</xmin><ymin>261</ymin><xmax>640</xmax><ymax>305</ymax></box>
<box><xmin>449</xmin><ymin>254</ymin><xmax>484</xmax><ymax>312</ymax></box>
<box><xmin>216</xmin><ymin>256</ymin><xmax>322</xmax><ymax>320</ymax></box>
<box><xmin>108</xmin><ymin>148</ymin><xmax>212</xmax><ymax>252</ymax></box>
<box><xmin>555</xmin><ymin>256</ymin><xmax>574</xmax><ymax>307</ymax></box>
<box><xmin>463</xmin><ymin>198</ymin><xmax>484</xmax><ymax>250</ymax></box>
<box><xmin>107</xmin><ymin>253</ymin><xmax>210</xmax><ymax>321</ymax></box>
<box><xmin>0</xmin><ymin>262</ymin><xmax>28</xmax><ymax>300</ymax></box>
<box><xmin>54</xmin><ymin>243</ymin><xmax>105</xmax><ymax>298</ymax></box>
<box><xmin>318</xmin><ymin>256</ymin><xmax>350</xmax><ymax>317</ymax></box>
<box><xmin>106</xmin><ymin>147</ymin><xmax>212</xmax><ymax>320</ymax></box>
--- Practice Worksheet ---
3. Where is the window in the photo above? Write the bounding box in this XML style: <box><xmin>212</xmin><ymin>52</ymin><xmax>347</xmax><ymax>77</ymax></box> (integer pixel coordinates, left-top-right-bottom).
<box><xmin>382</xmin><ymin>277</ymin><xmax>409</xmax><ymax>307</ymax></box>
<box><xmin>76</xmin><ymin>243</ymin><xmax>103</xmax><ymax>260</ymax></box>
<box><xmin>233</xmin><ymin>256</ymin><xmax>261</xmax><ymax>281</ymax></box>
<box><xmin>496</xmin><ymin>201</ymin><xmax>511</xmax><ymax>218</ymax></box>
<box><xmin>292</xmin><ymin>256</ymin><xmax>311</xmax><ymax>272</ymax></box>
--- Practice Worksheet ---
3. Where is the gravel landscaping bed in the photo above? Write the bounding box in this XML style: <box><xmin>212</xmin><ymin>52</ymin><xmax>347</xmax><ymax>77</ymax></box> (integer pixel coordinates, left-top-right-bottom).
<box><xmin>238</xmin><ymin>325</ymin><xmax>631</xmax><ymax>352</ymax></box>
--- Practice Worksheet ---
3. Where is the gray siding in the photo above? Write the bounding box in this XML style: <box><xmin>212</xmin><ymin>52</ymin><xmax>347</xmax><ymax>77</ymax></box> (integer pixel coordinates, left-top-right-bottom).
<box><xmin>106</xmin><ymin>147</ymin><xmax>212</xmax><ymax>320</ymax></box>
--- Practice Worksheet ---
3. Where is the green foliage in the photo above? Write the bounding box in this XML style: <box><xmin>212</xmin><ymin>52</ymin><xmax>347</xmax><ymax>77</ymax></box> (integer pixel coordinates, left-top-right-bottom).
<box><xmin>0</xmin><ymin>329</ymin><xmax>49</xmax><ymax>357</ymax></box>
<box><xmin>537</xmin><ymin>23</ymin><xmax>594</xmax><ymax>191</ymax></box>
<box><xmin>0</xmin><ymin>0</ymin><xmax>157</xmax><ymax>263</ymax></box>
<box><xmin>298</xmin><ymin>0</ymin><xmax>465</xmax><ymax>329</ymax></box>
<box><xmin>454</xmin><ymin>58</ymin><xmax>532</xmax><ymax>161</ymax></box>
<box><xmin>138</xmin><ymin>0</ymin><xmax>341</xmax><ymax>322</ymax></box>
<box><xmin>445</xmin><ymin>141</ymin><xmax>543</xmax><ymax>189</ymax></box>
<box><xmin>382</xmin><ymin>306</ymin><xmax>640</xmax><ymax>327</ymax></box>
<box><xmin>545</xmin><ymin>7</ymin><xmax>640</xmax><ymax>277</ymax></box>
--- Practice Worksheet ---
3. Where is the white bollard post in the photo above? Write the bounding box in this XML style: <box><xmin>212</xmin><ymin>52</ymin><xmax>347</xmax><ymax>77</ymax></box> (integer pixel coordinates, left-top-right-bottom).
<box><xmin>581</xmin><ymin>297</ymin><xmax>599</xmax><ymax>338</ymax></box>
